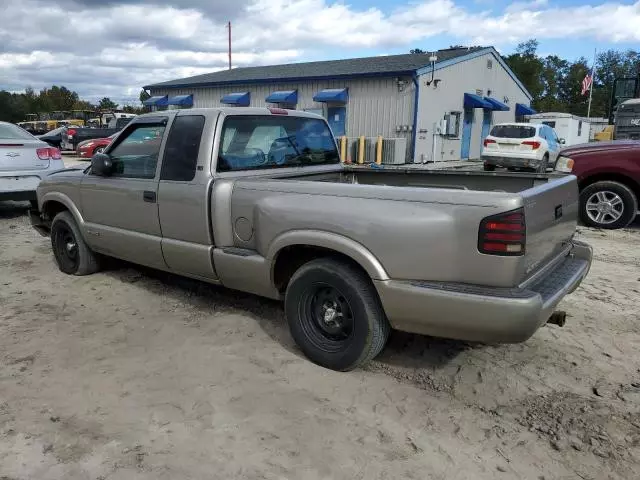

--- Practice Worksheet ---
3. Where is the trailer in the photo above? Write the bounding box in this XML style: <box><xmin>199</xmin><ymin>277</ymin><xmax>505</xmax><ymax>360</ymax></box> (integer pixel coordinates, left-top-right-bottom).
<box><xmin>527</xmin><ymin>112</ymin><xmax>590</xmax><ymax>146</ymax></box>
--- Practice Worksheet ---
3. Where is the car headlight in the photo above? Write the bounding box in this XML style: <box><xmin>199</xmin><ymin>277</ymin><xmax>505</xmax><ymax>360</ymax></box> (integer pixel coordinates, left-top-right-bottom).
<box><xmin>555</xmin><ymin>156</ymin><xmax>574</xmax><ymax>173</ymax></box>
<box><xmin>83</xmin><ymin>142</ymin><xmax>94</xmax><ymax>148</ymax></box>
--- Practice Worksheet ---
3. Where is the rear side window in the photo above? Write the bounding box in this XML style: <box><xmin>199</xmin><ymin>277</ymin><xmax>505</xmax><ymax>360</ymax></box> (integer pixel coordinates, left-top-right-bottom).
<box><xmin>489</xmin><ymin>125</ymin><xmax>536</xmax><ymax>139</ymax></box>
<box><xmin>161</xmin><ymin>115</ymin><xmax>206</xmax><ymax>181</ymax></box>
<box><xmin>218</xmin><ymin>115</ymin><xmax>339</xmax><ymax>172</ymax></box>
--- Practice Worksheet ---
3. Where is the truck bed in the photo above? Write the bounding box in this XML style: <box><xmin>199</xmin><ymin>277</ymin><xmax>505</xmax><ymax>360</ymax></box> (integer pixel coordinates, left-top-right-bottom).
<box><xmin>227</xmin><ymin>166</ymin><xmax>579</xmax><ymax>290</ymax></box>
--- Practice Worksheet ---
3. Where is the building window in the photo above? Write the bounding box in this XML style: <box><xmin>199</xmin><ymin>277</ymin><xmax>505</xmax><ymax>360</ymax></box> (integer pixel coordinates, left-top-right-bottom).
<box><xmin>487</xmin><ymin>59</ymin><xmax>493</xmax><ymax>69</ymax></box>
<box><xmin>578</xmin><ymin>120</ymin><xmax>582</xmax><ymax>136</ymax></box>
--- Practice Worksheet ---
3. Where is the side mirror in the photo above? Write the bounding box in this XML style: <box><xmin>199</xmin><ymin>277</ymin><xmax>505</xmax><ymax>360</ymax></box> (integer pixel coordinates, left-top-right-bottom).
<box><xmin>91</xmin><ymin>153</ymin><xmax>113</xmax><ymax>176</ymax></box>
<box><xmin>559</xmin><ymin>138</ymin><xmax>566</xmax><ymax>144</ymax></box>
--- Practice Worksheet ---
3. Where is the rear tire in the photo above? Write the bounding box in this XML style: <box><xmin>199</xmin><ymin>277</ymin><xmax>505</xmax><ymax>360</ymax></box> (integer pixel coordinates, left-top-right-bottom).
<box><xmin>579</xmin><ymin>181</ymin><xmax>638</xmax><ymax>229</ymax></box>
<box><xmin>51</xmin><ymin>211</ymin><xmax>101</xmax><ymax>275</ymax></box>
<box><xmin>285</xmin><ymin>258</ymin><xmax>390</xmax><ymax>371</ymax></box>
<box><xmin>483</xmin><ymin>164</ymin><xmax>496</xmax><ymax>171</ymax></box>
<box><xmin>536</xmin><ymin>154</ymin><xmax>549</xmax><ymax>173</ymax></box>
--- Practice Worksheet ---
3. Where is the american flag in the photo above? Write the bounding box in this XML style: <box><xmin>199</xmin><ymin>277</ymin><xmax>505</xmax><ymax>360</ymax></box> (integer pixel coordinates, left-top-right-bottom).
<box><xmin>581</xmin><ymin>74</ymin><xmax>593</xmax><ymax>96</ymax></box>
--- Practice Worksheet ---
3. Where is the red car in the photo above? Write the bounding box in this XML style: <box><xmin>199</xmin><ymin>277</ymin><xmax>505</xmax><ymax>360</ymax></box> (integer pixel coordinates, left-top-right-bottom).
<box><xmin>555</xmin><ymin>140</ymin><xmax>640</xmax><ymax>229</ymax></box>
<box><xmin>76</xmin><ymin>132</ymin><xmax>118</xmax><ymax>159</ymax></box>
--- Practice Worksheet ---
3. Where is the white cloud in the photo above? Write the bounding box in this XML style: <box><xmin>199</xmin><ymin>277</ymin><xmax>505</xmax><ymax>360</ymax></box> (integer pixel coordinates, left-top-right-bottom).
<box><xmin>1</xmin><ymin>0</ymin><xmax>639</xmax><ymax>104</ymax></box>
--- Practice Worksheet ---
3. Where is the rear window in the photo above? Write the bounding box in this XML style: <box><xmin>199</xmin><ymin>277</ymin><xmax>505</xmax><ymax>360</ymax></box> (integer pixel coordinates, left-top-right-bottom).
<box><xmin>0</xmin><ymin>123</ymin><xmax>34</xmax><ymax>140</ymax></box>
<box><xmin>218</xmin><ymin>115</ymin><xmax>339</xmax><ymax>172</ymax></box>
<box><xmin>490</xmin><ymin>125</ymin><xmax>536</xmax><ymax>139</ymax></box>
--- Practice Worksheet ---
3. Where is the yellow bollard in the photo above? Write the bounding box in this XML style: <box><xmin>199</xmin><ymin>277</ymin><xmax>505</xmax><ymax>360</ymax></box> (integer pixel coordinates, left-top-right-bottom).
<box><xmin>340</xmin><ymin>136</ymin><xmax>347</xmax><ymax>162</ymax></box>
<box><xmin>358</xmin><ymin>136</ymin><xmax>365</xmax><ymax>164</ymax></box>
<box><xmin>376</xmin><ymin>136</ymin><xmax>383</xmax><ymax>165</ymax></box>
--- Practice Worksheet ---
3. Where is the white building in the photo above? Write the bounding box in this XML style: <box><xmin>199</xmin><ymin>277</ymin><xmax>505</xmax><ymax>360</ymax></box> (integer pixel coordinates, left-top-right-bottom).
<box><xmin>527</xmin><ymin>112</ymin><xmax>591</xmax><ymax>146</ymax></box>
<box><xmin>145</xmin><ymin>47</ymin><xmax>533</xmax><ymax>163</ymax></box>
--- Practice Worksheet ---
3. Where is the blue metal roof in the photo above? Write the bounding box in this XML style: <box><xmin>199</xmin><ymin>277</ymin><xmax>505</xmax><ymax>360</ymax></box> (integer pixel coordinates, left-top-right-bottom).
<box><xmin>516</xmin><ymin>103</ymin><xmax>536</xmax><ymax>116</ymax></box>
<box><xmin>464</xmin><ymin>93</ymin><xmax>492</xmax><ymax>109</ymax></box>
<box><xmin>484</xmin><ymin>97</ymin><xmax>510</xmax><ymax>111</ymax></box>
<box><xmin>143</xmin><ymin>95</ymin><xmax>168</xmax><ymax>106</ymax></box>
<box><xmin>221</xmin><ymin>92</ymin><xmax>250</xmax><ymax>106</ymax></box>
<box><xmin>313</xmin><ymin>88</ymin><xmax>348</xmax><ymax>103</ymax></box>
<box><xmin>266</xmin><ymin>90</ymin><xmax>298</xmax><ymax>104</ymax></box>
<box><xmin>167</xmin><ymin>94</ymin><xmax>193</xmax><ymax>106</ymax></box>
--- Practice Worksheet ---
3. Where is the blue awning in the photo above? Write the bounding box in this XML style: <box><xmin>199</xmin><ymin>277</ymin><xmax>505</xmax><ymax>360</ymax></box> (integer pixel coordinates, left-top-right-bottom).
<box><xmin>266</xmin><ymin>90</ymin><xmax>298</xmax><ymax>104</ymax></box>
<box><xmin>167</xmin><ymin>94</ymin><xmax>193</xmax><ymax>106</ymax></box>
<box><xmin>483</xmin><ymin>97</ymin><xmax>510</xmax><ymax>111</ymax></box>
<box><xmin>515</xmin><ymin>103</ymin><xmax>537</xmax><ymax>116</ymax></box>
<box><xmin>464</xmin><ymin>93</ymin><xmax>492</xmax><ymax>109</ymax></box>
<box><xmin>221</xmin><ymin>92</ymin><xmax>250</xmax><ymax>106</ymax></box>
<box><xmin>143</xmin><ymin>95</ymin><xmax>168</xmax><ymax>106</ymax></box>
<box><xmin>313</xmin><ymin>88</ymin><xmax>348</xmax><ymax>103</ymax></box>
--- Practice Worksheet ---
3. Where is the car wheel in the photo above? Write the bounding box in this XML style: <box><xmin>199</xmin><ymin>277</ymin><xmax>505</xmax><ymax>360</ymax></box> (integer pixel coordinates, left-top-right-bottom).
<box><xmin>536</xmin><ymin>154</ymin><xmax>549</xmax><ymax>173</ymax></box>
<box><xmin>94</xmin><ymin>146</ymin><xmax>105</xmax><ymax>154</ymax></box>
<box><xmin>483</xmin><ymin>164</ymin><xmax>496</xmax><ymax>171</ymax></box>
<box><xmin>51</xmin><ymin>211</ymin><xmax>101</xmax><ymax>275</ymax></box>
<box><xmin>580</xmin><ymin>181</ymin><xmax>638</xmax><ymax>229</ymax></box>
<box><xmin>285</xmin><ymin>258</ymin><xmax>390</xmax><ymax>371</ymax></box>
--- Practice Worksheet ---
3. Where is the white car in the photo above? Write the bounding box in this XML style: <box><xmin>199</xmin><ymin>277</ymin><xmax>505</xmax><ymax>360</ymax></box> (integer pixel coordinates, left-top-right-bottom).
<box><xmin>0</xmin><ymin>121</ymin><xmax>65</xmax><ymax>208</ymax></box>
<box><xmin>482</xmin><ymin>123</ymin><xmax>564</xmax><ymax>172</ymax></box>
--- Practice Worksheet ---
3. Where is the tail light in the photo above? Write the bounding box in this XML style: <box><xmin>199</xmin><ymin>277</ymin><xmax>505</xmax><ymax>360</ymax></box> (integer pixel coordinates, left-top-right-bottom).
<box><xmin>483</xmin><ymin>138</ymin><xmax>496</xmax><ymax>147</ymax></box>
<box><xmin>522</xmin><ymin>140</ymin><xmax>541</xmax><ymax>150</ymax></box>
<box><xmin>36</xmin><ymin>147</ymin><xmax>62</xmax><ymax>160</ymax></box>
<box><xmin>268</xmin><ymin>107</ymin><xmax>289</xmax><ymax>115</ymax></box>
<box><xmin>478</xmin><ymin>208</ymin><xmax>526</xmax><ymax>256</ymax></box>
<box><xmin>67</xmin><ymin>128</ymin><xmax>77</xmax><ymax>138</ymax></box>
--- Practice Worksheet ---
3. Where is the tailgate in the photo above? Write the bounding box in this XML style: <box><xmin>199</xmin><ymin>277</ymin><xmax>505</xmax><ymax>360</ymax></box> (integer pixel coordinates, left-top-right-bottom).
<box><xmin>520</xmin><ymin>175</ymin><xmax>579</xmax><ymax>281</ymax></box>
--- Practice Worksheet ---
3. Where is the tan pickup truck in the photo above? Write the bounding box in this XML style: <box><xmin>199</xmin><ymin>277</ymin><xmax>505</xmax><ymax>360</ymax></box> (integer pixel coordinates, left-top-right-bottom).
<box><xmin>31</xmin><ymin>108</ymin><xmax>592</xmax><ymax>371</ymax></box>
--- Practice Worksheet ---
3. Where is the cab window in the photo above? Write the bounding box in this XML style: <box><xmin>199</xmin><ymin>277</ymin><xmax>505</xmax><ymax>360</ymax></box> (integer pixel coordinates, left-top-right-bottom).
<box><xmin>106</xmin><ymin>124</ymin><xmax>166</xmax><ymax>179</ymax></box>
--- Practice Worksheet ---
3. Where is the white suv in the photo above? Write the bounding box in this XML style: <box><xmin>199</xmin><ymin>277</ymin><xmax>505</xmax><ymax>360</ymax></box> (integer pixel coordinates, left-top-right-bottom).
<box><xmin>482</xmin><ymin>123</ymin><xmax>563</xmax><ymax>172</ymax></box>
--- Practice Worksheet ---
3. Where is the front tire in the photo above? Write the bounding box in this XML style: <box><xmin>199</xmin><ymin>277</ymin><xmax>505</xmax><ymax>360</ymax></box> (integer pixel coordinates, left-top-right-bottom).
<box><xmin>580</xmin><ymin>181</ymin><xmax>638</xmax><ymax>229</ymax></box>
<box><xmin>51</xmin><ymin>211</ymin><xmax>101</xmax><ymax>275</ymax></box>
<box><xmin>94</xmin><ymin>146</ymin><xmax>105</xmax><ymax>154</ymax></box>
<box><xmin>483</xmin><ymin>164</ymin><xmax>496</xmax><ymax>171</ymax></box>
<box><xmin>285</xmin><ymin>258</ymin><xmax>390</xmax><ymax>371</ymax></box>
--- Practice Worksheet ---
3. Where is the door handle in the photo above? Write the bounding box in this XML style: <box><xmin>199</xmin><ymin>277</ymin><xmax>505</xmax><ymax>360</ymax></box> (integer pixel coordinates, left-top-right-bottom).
<box><xmin>143</xmin><ymin>191</ymin><xmax>156</xmax><ymax>203</ymax></box>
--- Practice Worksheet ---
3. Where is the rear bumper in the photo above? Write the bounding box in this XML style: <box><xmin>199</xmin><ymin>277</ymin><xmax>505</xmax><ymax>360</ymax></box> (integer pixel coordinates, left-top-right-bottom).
<box><xmin>375</xmin><ymin>241</ymin><xmax>592</xmax><ymax>343</ymax></box>
<box><xmin>482</xmin><ymin>152</ymin><xmax>543</xmax><ymax>168</ymax></box>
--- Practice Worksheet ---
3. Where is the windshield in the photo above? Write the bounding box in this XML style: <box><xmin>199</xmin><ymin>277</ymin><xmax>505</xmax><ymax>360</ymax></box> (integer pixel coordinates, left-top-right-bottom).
<box><xmin>490</xmin><ymin>125</ymin><xmax>536</xmax><ymax>139</ymax></box>
<box><xmin>218</xmin><ymin>115</ymin><xmax>339</xmax><ymax>172</ymax></box>
<box><xmin>0</xmin><ymin>123</ymin><xmax>35</xmax><ymax>140</ymax></box>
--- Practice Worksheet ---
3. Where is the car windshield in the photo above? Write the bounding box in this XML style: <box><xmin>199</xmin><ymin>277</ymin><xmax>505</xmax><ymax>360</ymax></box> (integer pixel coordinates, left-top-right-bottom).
<box><xmin>0</xmin><ymin>123</ymin><xmax>35</xmax><ymax>140</ymax></box>
<box><xmin>490</xmin><ymin>125</ymin><xmax>536</xmax><ymax>139</ymax></box>
<box><xmin>218</xmin><ymin>115</ymin><xmax>339</xmax><ymax>172</ymax></box>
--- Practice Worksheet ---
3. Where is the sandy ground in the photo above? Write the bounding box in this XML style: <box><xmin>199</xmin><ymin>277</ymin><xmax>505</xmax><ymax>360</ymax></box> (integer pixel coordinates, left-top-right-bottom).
<box><xmin>0</xmin><ymin>196</ymin><xmax>639</xmax><ymax>480</ymax></box>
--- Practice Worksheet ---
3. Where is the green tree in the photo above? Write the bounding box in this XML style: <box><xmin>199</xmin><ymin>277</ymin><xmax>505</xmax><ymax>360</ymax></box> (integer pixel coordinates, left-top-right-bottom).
<box><xmin>98</xmin><ymin>97</ymin><xmax>118</xmax><ymax>110</ymax></box>
<box><xmin>503</xmin><ymin>40</ymin><xmax>545</xmax><ymax>105</ymax></box>
<box><xmin>139</xmin><ymin>89</ymin><xmax>151</xmax><ymax>104</ymax></box>
<box><xmin>410</xmin><ymin>48</ymin><xmax>426</xmax><ymax>54</ymax></box>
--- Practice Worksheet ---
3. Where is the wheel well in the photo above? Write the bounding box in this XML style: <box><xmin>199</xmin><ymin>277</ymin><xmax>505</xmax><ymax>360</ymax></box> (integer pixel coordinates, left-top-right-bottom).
<box><xmin>579</xmin><ymin>173</ymin><xmax>640</xmax><ymax>200</ymax></box>
<box><xmin>273</xmin><ymin>245</ymin><xmax>369</xmax><ymax>294</ymax></box>
<box><xmin>42</xmin><ymin>200</ymin><xmax>69</xmax><ymax>222</ymax></box>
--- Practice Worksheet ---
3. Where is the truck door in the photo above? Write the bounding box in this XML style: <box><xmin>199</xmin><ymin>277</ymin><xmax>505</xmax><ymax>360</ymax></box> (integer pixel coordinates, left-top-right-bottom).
<box><xmin>157</xmin><ymin>113</ymin><xmax>219</xmax><ymax>280</ymax></box>
<box><xmin>79</xmin><ymin>117</ymin><xmax>168</xmax><ymax>269</ymax></box>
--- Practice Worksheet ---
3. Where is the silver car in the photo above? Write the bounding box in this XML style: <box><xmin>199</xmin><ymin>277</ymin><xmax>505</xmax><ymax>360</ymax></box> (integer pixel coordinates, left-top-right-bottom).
<box><xmin>0</xmin><ymin>121</ymin><xmax>65</xmax><ymax>208</ymax></box>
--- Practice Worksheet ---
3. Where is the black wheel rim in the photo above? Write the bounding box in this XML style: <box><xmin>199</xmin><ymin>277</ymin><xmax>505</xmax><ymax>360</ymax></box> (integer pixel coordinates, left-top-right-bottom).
<box><xmin>299</xmin><ymin>282</ymin><xmax>354</xmax><ymax>352</ymax></box>
<box><xmin>54</xmin><ymin>224</ymin><xmax>79</xmax><ymax>271</ymax></box>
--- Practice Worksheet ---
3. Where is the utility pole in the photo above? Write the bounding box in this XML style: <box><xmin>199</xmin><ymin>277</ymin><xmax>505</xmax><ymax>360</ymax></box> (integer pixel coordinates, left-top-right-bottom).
<box><xmin>227</xmin><ymin>21</ymin><xmax>232</xmax><ymax>70</ymax></box>
<box><xmin>587</xmin><ymin>48</ymin><xmax>597</xmax><ymax>119</ymax></box>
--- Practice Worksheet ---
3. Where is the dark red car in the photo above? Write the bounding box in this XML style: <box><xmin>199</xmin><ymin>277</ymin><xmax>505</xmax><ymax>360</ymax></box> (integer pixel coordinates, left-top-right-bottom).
<box><xmin>555</xmin><ymin>141</ymin><xmax>640</xmax><ymax>229</ymax></box>
<box><xmin>76</xmin><ymin>132</ymin><xmax>118</xmax><ymax>159</ymax></box>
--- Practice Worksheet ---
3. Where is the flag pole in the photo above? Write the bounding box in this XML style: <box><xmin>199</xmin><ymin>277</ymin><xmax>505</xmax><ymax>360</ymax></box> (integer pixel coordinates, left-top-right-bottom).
<box><xmin>587</xmin><ymin>48</ymin><xmax>596</xmax><ymax>119</ymax></box>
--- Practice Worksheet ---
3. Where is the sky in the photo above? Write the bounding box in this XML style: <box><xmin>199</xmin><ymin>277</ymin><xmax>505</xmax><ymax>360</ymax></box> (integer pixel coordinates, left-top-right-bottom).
<box><xmin>0</xmin><ymin>0</ymin><xmax>639</xmax><ymax>105</ymax></box>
